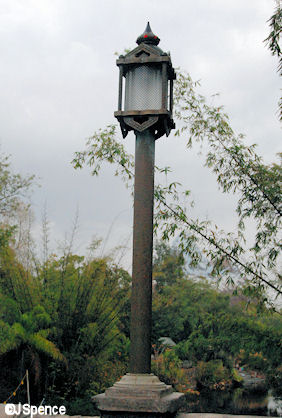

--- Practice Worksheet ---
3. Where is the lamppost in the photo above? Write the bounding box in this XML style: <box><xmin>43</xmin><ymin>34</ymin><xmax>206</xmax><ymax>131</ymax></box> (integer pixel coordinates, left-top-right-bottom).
<box><xmin>94</xmin><ymin>23</ymin><xmax>184</xmax><ymax>418</ymax></box>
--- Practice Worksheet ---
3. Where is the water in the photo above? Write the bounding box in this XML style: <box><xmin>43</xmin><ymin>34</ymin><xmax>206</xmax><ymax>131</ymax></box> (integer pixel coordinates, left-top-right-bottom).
<box><xmin>268</xmin><ymin>393</ymin><xmax>282</xmax><ymax>417</ymax></box>
<box><xmin>184</xmin><ymin>388</ymin><xmax>282</xmax><ymax>416</ymax></box>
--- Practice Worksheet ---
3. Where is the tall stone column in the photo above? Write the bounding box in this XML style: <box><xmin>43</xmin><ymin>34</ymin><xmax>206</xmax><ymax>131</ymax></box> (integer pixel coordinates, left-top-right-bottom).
<box><xmin>130</xmin><ymin>129</ymin><xmax>155</xmax><ymax>374</ymax></box>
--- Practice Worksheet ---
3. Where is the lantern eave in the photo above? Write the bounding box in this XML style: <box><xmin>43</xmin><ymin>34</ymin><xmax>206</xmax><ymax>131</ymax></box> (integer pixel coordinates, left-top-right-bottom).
<box><xmin>116</xmin><ymin>43</ymin><xmax>171</xmax><ymax>70</ymax></box>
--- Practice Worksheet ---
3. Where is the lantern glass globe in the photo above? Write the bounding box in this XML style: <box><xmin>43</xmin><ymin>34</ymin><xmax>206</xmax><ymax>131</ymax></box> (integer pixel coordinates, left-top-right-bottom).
<box><xmin>124</xmin><ymin>65</ymin><xmax>163</xmax><ymax>111</ymax></box>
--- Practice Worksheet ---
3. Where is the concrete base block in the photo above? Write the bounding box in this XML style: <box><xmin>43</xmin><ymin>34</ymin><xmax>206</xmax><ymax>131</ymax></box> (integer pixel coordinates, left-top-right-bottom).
<box><xmin>93</xmin><ymin>373</ymin><xmax>185</xmax><ymax>418</ymax></box>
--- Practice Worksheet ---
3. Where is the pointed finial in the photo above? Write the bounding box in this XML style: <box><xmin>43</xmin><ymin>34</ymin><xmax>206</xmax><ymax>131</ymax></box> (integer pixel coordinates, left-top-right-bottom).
<box><xmin>136</xmin><ymin>22</ymin><xmax>160</xmax><ymax>45</ymax></box>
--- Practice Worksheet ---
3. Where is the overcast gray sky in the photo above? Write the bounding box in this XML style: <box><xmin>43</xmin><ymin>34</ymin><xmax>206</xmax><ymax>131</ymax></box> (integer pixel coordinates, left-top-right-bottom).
<box><xmin>0</xmin><ymin>0</ymin><xmax>280</xmax><ymax>270</ymax></box>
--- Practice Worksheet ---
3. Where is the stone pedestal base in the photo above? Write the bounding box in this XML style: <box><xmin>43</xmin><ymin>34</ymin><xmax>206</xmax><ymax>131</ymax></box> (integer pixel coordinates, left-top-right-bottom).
<box><xmin>99</xmin><ymin>412</ymin><xmax>177</xmax><ymax>418</ymax></box>
<box><xmin>93</xmin><ymin>373</ymin><xmax>185</xmax><ymax>418</ymax></box>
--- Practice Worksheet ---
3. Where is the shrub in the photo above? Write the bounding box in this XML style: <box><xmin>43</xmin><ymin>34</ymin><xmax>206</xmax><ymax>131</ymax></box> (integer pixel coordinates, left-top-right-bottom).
<box><xmin>237</xmin><ymin>350</ymin><xmax>268</xmax><ymax>372</ymax></box>
<box><xmin>266</xmin><ymin>364</ymin><xmax>282</xmax><ymax>396</ymax></box>
<box><xmin>151</xmin><ymin>348</ymin><xmax>195</xmax><ymax>394</ymax></box>
<box><xmin>195</xmin><ymin>360</ymin><xmax>232</xmax><ymax>390</ymax></box>
<box><xmin>231</xmin><ymin>368</ymin><xmax>244</xmax><ymax>386</ymax></box>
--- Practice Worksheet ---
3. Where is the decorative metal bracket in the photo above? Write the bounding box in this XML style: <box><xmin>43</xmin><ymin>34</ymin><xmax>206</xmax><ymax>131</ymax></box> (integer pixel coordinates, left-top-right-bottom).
<box><xmin>124</xmin><ymin>116</ymin><xmax>158</xmax><ymax>132</ymax></box>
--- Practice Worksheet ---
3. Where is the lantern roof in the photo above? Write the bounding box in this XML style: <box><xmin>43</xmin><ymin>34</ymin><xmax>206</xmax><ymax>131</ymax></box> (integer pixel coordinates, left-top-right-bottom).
<box><xmin>136</xmin><ymin>22</ymin><xmax>160</xmax><ymax>46</ymax></box>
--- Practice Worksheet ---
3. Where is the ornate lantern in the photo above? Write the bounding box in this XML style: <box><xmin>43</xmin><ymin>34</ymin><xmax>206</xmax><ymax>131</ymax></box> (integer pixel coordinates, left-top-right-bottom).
<box><xmin>114</xmin><ymin>22</ymin><xmax>176</xmax><ymax>139</ymax></box>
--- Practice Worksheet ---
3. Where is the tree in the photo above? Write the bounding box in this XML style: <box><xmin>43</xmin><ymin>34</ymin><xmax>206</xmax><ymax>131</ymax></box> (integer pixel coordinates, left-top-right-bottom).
<box><xmin>0</xmin><ymin>152</ymin><xmax>34</xmax><ymax>221</ymax></box>
<box><xmin>153</xmin><ymin>241</ymin><xmax>185</xmax><ymax>292</ymax></box>
<box><xmin>264</xmin><ymin>0</ymin><xmax>282</xmax><ymax>121</ymax></box>
<box><xmin>0</xmin><ymin>240</ymin><xmax>130</xmax><ymax>408</ymax></box>
<box><xmin>0</xmin><ymin>151</ymin><xmax>35</xmax><ymax>259</ymax></box>
<box><xmin>0</xmin><ymin>246</ymin><xmax>64</xmax><ymax>403</ymax></box>
<box><xmin>151</xmin><ymin>244</ymin><xmax>282</xmax><ymax>391</ymax></box>
<box><xmin>0</xmin><ymin>151</ymin><xmax>130</xmax><ymax>409</ymax></box>
<box><xmin>17</xmin><ymin>244</ymin><xmax>131</xmax><ymax>407</ymax></box>
<box><xmin>72</xmin><ymin>66</ymin><xmax>281</xmax><ymax>307</ymax></box>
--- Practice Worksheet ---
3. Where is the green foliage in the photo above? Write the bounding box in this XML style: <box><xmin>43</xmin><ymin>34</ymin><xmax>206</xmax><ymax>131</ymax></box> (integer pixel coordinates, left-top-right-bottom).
<box><xmin>0</xmin><ymin>225</ymin><xmax>14</xmax><ymax>251</ymax></box>
<box><xmin>0</xmin><ymin>247</ymin><xmax>66</xmax><ymax>399</ymax></box>
<box><xmin>153</xmin><ymin>241</ymin><xmax>185</xmax><ymax>292</ymax></box>
<box><xmin>265</xmin><ymin>0</ymin><xmax>282</xmax><ymax>61</ymax></box>
<box><xmin>152</xmin><ymin>244</ymin><xmax>231</xmax><ymax>346</ymax></box>
<box><xmin>195</xmin><ymin>360</ymin><xmax>232</xmax><ymax>390</ymax></box>
<box><xmin>231</xmin><ymin>368</ymin><xmax>243</xmax><ymax>385</ymax></box>
<box><xmin>266</xmin><ymin>364</ymin><xmax>282</xmax><ymax>395</ymax></box>
<box><xmin>171</xmin><ymin>71</ymin><xmax>281</xmax><ymax>300</ymax></box>
<box><xmin>151</xmin><ymin>244</ymin><xmax>281</xmax><ymax>394</ymax></box>
<box><xmin>0</xmin><ymin>151</ymin><xmax>130</xmax><ymax>406</ymax></box>
<box><xmin>0</xmin><ymin>238</ymin><xmax>130</xmax><ymax>405</ymax></box>
<box><xmin>264</xmin><ymin>0</ymin><xmax>282</xmax><ymax>121</ymax></box>
<box><xmin>38</xmin><ymin>254</ymin><xmax>130</xmax><ymax>402</ymax></box>
<box><xmin>72</xmin><ymin>124</ymin><xmax>134</xmax><ymax>186</ymax></box>
<box><xmin>0</xmin><ymin>152</ymin><xmax>34</xmax><ymax>219</ymax></box>
<box><xmin>237</xmin><ymin>350</ymin><xmax>268</xmax><ymax>372</ymax></box>
<box><xmin>0</xmin><ymin>151</ymin><xmax>35</xmax><ymax>265</ymax></box>
<box><xmin>72</xmin><ymin>70</ymin><xmax>281</xmax><ymax>306</ymax></box>
<box><xmin>151</xmin><ymin>348</ymin><xmax>188</xmax><ymax>392</ymax></box>
<box><xmin>152</xmin><ymin>244</ymin><xmax>281</xmax><ymax>390</ymax></box>
<box><xmin>0</xmin><ymin>246</ymin><xmax>35</xmax><ymax>312</ymax></box>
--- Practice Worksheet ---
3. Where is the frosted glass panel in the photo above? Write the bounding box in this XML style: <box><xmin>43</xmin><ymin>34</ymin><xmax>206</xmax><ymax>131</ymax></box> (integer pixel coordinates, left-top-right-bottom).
<box><xmin>124</xmin><ymin>65</ymin><xmax>162</xmax><ymax>111</ymax></box>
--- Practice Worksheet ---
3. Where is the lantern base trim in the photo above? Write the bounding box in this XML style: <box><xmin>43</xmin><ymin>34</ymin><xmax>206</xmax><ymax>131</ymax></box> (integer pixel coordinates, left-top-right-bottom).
<box><xmin>114</xmin><ymin>109</ymin><xmax>171</xmax><ymax>117</ymax></box>
<box><xmin>115</xmin><ymin>112</ymin><xmax>175</xmax><ymax>139</ymax></box>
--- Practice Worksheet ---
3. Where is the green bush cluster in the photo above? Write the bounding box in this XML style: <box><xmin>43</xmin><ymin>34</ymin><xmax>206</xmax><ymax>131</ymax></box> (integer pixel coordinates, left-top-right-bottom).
<box><xmin>195</xmin><ymin>360</ymin><xmax>232</xmax><ymax>390</ymax></box>
<box><xmin>237</xmin><ymin>350</ymin><xmax>268</xmax><ymax>372</ymax></box>
<box><xmin>266</xmin><ymin>365</ymin><xmax>282</xmax><ymax>396</ymax></box>
<box><xmin>152</xmin><ymin>244</ymin><xmax>281</xmax><ymax>394</ymax></box>
<box><xmin>0</xmin><ymin>244</ymin><xmax>131</xmax><ymax>411</ymax></box>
